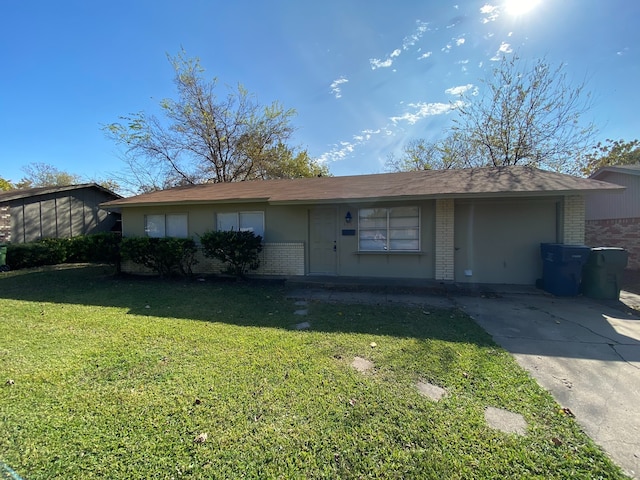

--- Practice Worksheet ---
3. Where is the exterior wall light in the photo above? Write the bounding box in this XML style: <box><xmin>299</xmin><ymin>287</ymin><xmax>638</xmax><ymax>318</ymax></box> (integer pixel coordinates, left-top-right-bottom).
<box><xmin>345</xmin><ymin>211</ymin><xmax>352</xmax><ymax>223</ymax></box>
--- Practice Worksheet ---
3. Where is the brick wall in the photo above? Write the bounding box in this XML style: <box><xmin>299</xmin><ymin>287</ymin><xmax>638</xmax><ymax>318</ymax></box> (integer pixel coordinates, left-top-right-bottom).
<box><xmin>122</xmin><ymin>242</ymin><xmax>306</xmax><ymax>276</ymax></box>
<box><xmin>434</xmin><ymin>199</ymin><xmax>454</xmax><ymax>281</ymax></box>
<box><xmin>256</xmin><ymin>242</ymin><xmax>305</xmax><ymax>275</ymax></box>
<box><xmin>0</xmin><ymin>206</ymin><xmax>10</xmax><ymax>243</ymax></box>
<box><xmin>563</xmin><ymin>195</ymin><xmax>585</xmax><ymax>245</ymax></box>
<box><xmin>585</xmin><ymin>218</ymin><xmax>640</xmax><ymax>270</ymax></box>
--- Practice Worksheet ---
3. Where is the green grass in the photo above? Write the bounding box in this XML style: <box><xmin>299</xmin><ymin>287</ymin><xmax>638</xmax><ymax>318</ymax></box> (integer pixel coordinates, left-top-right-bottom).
<box><xmin>0</xmin><ymin>266</ymin><xmax>626</xmax><ymax>479</ymax></box>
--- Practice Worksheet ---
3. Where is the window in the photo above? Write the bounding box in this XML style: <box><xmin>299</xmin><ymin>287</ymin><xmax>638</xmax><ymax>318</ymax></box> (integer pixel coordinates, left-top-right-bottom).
<box><xmin>144</xmin><ymin>214</ymin><xmax>188</xmax><ymax>238</ymax></box>
<box><xmin>358</xmin><ymin>206</ymin><xmax>419</xmax><ymax>251</ymax></box>
<box><xmin>216</xmin><ymin>211</ymin><xmax>264</xmax><ymax>238</ymax></box>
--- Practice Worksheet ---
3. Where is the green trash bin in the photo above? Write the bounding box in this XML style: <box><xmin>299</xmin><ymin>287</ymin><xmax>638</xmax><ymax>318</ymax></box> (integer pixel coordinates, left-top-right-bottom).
<box><xmin>581</xmin><ymin>247</ymin><xmax>629</xmax><ymax>300</ymax></box>
<box><xmin>0</xmin><ymin>244</ymin><xmax>8</xmax><ymax>272</ymax></box>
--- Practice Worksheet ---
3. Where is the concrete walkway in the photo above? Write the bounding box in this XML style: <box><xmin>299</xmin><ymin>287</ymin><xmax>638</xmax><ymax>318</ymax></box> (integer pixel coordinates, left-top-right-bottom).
<box><xmin>287</xmin><ymin>283</ymin><xmax>640</xmax><ymax>478</ymax></box>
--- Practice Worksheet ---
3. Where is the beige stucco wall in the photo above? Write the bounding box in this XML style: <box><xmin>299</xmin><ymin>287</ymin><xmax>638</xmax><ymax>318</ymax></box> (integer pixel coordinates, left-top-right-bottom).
<box><xmin>454</xmin><ymin>197</ymin><xmax>559</xmax><ymax>285</ymax></box>
<box><xmin>331</xmin><ymin>201</ymin><xmax>435</xmax><ymax>279</ymax></box>
<box><xmin>119</xmin><ymin>195</ymin><xmax>582</xmax><ymax>284</ymax></box>
<box><xmin>120</xmin><ymin>200</ymin><xmax>437</xmax><ymax>279</ymax></box>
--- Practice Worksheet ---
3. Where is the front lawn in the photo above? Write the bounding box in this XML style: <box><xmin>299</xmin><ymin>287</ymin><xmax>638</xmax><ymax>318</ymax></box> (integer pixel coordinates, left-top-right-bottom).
<box><xmin>0</xmin><ymin>266</ymin><xmax>626</xmax><ymax>479</ymax></box>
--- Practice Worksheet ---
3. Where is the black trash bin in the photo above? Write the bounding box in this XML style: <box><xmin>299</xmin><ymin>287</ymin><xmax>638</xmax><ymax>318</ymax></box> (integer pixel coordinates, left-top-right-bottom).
<box><xmin>540</xmin><ymin>243</ymin><xmax>591</xmax><ymax>296</ymax></box>
<box><xmin>581</xmin><ymin>247</ymin><xmax>629</xmax><ymax>300</ymax></box>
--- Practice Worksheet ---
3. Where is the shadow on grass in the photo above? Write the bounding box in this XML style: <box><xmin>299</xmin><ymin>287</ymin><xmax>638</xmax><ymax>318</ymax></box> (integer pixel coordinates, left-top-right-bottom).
<box><xmin>0</xmin><ymin>265</ymin><xmax>494</xmax><ymax>347</ymax></box>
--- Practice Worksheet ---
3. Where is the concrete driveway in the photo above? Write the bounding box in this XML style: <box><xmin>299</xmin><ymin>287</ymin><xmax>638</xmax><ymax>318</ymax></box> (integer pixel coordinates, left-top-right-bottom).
<box><xmin>454</xmin><ymin>290</ymin><xmax>640</xmax><ymax>478</ymax></box>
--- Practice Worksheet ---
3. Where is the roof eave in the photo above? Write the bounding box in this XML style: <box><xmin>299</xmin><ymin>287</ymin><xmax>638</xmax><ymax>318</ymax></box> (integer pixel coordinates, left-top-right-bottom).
<box><xmin>266</xmin><ymin>188</ymin><xmax>625</xmax><ymax>205</ymax></box>
<box><xmin>101</xmin><ymin>197</ymin><xmax>270</xmax><ymax>209</ymax></box>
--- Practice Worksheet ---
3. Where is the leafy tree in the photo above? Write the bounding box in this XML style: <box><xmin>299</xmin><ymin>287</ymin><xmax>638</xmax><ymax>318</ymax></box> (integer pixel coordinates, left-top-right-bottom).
<box><xmin>16</xmin><ymin>163</ymin><xmax>82</xmax><ymax>189</ymax></box>
<box><xmin>0</xmin><ymin>177</ymin><xmax>14</xmax><ymax>191</ymax></box>
<box><xmin>386</xmin><ymin>134</ymin><xmax>475</xmax><ymax>172</ymax></box>
<box><xmin>581</xmin><ymin>139</ymin><xmax>640</xmax><ymax>176</ymax></box>
<box><xmin>105</xmin><ymin>49</ymin><xmax>327</xmax><ymax>193</ymax></box>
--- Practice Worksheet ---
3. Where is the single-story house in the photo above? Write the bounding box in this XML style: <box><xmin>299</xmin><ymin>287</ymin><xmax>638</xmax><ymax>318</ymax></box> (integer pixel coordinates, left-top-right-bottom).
<box><xmin>585</xmin><ymin>164</ymin><xmax>640</xmax><ymax>270</ymax></box>
<box><xmin>0</xmin><ymin>184</ymin><xmax>122</xmax><ymax>244</ymax></box>
<box><xmin>102</xmin><ymin>166</ymin><xmax>623</xmax><ymax>285</ymax></box>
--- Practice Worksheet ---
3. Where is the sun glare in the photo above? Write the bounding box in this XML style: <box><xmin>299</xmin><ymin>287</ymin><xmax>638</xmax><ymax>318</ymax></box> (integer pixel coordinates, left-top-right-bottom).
<box><xmin>504</xmin><ymin>0</ymin><xmax>541</xmax><ymax>15</ymax></box>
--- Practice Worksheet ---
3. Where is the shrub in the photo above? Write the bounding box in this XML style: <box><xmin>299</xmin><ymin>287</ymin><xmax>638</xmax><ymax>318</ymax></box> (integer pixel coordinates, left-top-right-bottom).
<box><xmin>66</xmin><ymin>233</ymin><xmax>122</xmax><ymax>265</ymax></box>
<box><xmin>7</xmin><ymin>239</ymin><xmax>68</xmax><ymax>269</ymax></box>
<box><xmin>120</xmin><ymin>237</ymin><xmax>198</xmax><ymax>277</ymax></box>
<box><xmin>5</xmin><ymin>234</ymin><xmax>123</xmax><ymax>271</ymax></box>
<box><xmin>200</xmin><ymin>230</ymin><xmax>262</xmax><ymax>278</ymax></box>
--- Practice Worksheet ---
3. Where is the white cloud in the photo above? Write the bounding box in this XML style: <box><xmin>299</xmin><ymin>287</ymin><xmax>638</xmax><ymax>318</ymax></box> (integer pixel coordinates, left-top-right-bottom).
<box><xmin>318</xmin><ymin>128</ymin><xmax>387</xmax><ymax>164</ymax></box>
<box><xmin>330</xmin><ymin>77</ymin><xmax>349</xmax><ymax>99</ymax></box>
<box><xmin>445</xmin><ymin>84</ymin><xmax>476</xmax><ymax>96</ymax></box>
<box><xmin>491</xmin><ymin>41</ymin><xmax>513</xmax><ymax>60</ymax></box>
<box><xmin>369</xmin><ymin>57</ymin><xmax>393</xmax><ymax>69</ymax></box>
<box><xmin>480</xmin><ymin>4</ymin><xmax>500</xmax><ymax>23</ymax></box>
<box><xmin>442</xmin><ymin>44</ymin><xmax>452</xmax><ymax>53</ymax></box>
<box><xmin>390</xmin><ymin>102</ymin><xmax>458</xmax><ymax>125</ymax></box>
<box><xmin>402</xmin><ymin>21</ymin><xmax>429</xmax><ymax>50</ymax></box>
<box><xmin>456</xmin><ymin>37</ymin><xmax>466</xmax><ymax>46</ymax></box>
<box><xmin>418</xmin><ymin>51</ymin><xmax>433</xmax><ymax>60</ymax></box>
<box><xmin>370</xmin><ymin>20</ymin><xmax>431</xmax><ymax>71</ymax></box>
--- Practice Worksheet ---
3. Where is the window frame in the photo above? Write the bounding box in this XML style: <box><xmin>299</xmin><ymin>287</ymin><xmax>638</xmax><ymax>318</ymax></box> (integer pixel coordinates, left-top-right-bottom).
<box><xmin>144</xmin><ymin>213</ymin><xmax>189</xmax><ymax>238</ymax></box>
<box><xmin>357</xmin><ymin>206</ymin><xmax>420</xmax><ymax>252</ymax></box>
<box><xmin>216</xmin><ymin>211</ymin><xmax>265</xmax><ymax>239</ymax></box>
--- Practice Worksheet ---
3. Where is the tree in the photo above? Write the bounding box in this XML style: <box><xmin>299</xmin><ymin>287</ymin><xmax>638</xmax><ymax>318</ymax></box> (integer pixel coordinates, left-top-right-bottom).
<box><xmin>0</xmin><ymin>178</ymin><xmax>14</xmax><ymax>191</ymax></box>
<box><xmin>16</xmin><ymin>163</ymin><xmax>82</xmax><ymax>189</ymax></box>
<box><xmin>581</xmin><ymin>139</ymin><xmax>640</xmax><ymax>176</ymax></box>
<box><xmin>386</xmin><ymin>134</ymin><xmax>476</xmax><ymax>172</ymax></box>
<box><xmin>105</xmin><ymin>50</ymin><xmax>327</xmax><ymax>193</ymax></box>
<box><xmin>452</xmin><ymin>55</ymin><xmax>595</xmax><ymax>173</ymax></box>
<box><xmin>392</xmin><ymin>55</ymin><xmax>596</xmax><ymax>174</ymax></box>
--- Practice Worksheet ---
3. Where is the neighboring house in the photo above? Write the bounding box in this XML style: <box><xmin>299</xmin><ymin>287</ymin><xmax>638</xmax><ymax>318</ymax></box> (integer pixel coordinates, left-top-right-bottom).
<box><xmin>585</xmin><ymin>164</ymin><xmax>640</xmax><ymax>270</ymax></box>
<box><xmin>0</xmin><ymin>184</ymin><xmax>122</xmax><ymax>243</ymax></box>
<box><xmin>102</xmin><ymin>166</ymin><xmax>622</xmax><ymax>285</ymax></box>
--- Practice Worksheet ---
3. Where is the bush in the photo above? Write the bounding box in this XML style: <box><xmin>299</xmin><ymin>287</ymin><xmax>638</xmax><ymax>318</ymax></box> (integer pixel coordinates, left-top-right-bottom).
<box><xmin>7</xmin><ymin>239</ymin><xmax>68</xmax><ymax>270</ymax></box>
<box><xmin>120</xmin><ymin>237</ymin><xmax>198</xmax><ymax>277</ymax></box>
<box><xmin>200</xmin><ymin>230</ymin><xmax>262</xmax><ymax>278</ymax></box>
<box><xmin>66</xmin><ymin>233</ymin><xmax>122</xmax><ymax>265</ymax></box>
<box><xmin>5</xmin><ymin>234</ymin><xmax>123</xmax><ymax>271</ymax></box>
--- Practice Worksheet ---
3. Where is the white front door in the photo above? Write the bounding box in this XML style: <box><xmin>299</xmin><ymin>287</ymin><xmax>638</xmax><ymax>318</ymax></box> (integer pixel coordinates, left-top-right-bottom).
<box><xmin>309</xmin><ymin>208</ymin><xmax>337</xmax><ymax>274</ymax></box>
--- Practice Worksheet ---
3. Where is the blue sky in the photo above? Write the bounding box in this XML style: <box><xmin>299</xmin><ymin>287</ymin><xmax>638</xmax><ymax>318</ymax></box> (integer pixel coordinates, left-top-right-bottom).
<box><xmin>1</xmin><ymin>0</ymin><xmax>638</xmax><ymax>185</ymax></box>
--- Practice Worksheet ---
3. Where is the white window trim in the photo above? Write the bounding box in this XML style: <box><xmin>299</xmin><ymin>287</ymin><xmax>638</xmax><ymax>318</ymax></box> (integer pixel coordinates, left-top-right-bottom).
<box><xmin>357</xmin><ymin>206</ymin><xmax>421</xmax><ymax>252</ymax></box>
<box><xmin>216</xmin><ymin>211</ymin><xmax>265</xmax><ymax>239</ymax></box>
<box><xmin>144</xmin><ymin>213</ymin><xmax>189</xmax><ymax>238</ymax></box>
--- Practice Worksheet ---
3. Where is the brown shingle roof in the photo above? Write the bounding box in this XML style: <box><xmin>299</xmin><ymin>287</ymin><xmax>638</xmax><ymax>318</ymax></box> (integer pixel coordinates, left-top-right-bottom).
<box><xmin>0</xmin><ymin>183</ymin><xmax>121</xmax><ymax>203</ymax></box>
<box><xmin>102</xmin><ymin>166</ymin><xmax>623</xmax><ymax>208</ymax></box>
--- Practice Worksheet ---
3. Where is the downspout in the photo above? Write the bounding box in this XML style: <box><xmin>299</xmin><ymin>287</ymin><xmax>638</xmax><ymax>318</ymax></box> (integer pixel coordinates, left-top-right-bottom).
<box><xmin>465</xmin><ymin>202</ymin><xmax>474</xmax><ymax>278</ymax></box>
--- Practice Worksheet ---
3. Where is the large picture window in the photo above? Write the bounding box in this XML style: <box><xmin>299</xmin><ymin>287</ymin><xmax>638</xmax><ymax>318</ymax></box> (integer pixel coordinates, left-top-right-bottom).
<box><xmin>216</xmin><ymin>211</ymin><xmax>265</xmax><ymax>238</ymax></box>
<box><xmin>144</xmin><ymin>214</ymin><xmax>188</xmax><ymax>238</ymax></box>
<box><xmin>358</xmin><ymin>206</ymin><xmax>420</xmax><ymax>251</ymax></box>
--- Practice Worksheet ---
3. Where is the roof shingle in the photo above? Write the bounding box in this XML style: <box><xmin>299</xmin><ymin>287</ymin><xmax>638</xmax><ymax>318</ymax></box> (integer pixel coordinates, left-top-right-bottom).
<box><xmin>102</xmin><ymin>166</ymin><xmax>623</xmax><ymax>208</ymax></box>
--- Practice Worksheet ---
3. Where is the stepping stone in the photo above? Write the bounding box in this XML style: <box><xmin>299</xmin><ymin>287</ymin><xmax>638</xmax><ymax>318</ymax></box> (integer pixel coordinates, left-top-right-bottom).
<box><xmin>294</xmin><ymin>309</ymin><xmax>308</xmax><ymax>316</ymax></box>
<box><xmin>351</xmin><ymin>356</ymin><xmax>374</xmax><ymax>373</ymax></box>
<box><xmin>484</xmin><ymin>406</ymin><xmax>528</xmax><ymax>435</ymax></box>
<box><xmin>294</xmin><ymin>300</ymin><xmax>308</xmax><ymax>306</ymax></box>
<box><xmin>416</xmin><ymin>380</ymin><xmax>446</xmax><ymax>401</ymax></box>
<box><xmin>294</xmin><ymin>321</ymin><xmax>311</xmax><ymax>330</ymax></box>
